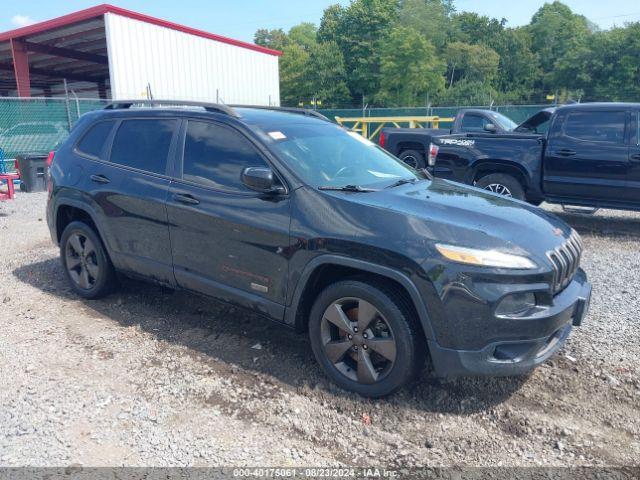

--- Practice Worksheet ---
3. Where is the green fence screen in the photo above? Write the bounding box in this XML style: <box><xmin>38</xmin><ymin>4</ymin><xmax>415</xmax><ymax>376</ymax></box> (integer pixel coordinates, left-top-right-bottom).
<box><xmin>0</xmin><ymin>98</ymin><xmax>107</xmax><ymax>172</ymax></box>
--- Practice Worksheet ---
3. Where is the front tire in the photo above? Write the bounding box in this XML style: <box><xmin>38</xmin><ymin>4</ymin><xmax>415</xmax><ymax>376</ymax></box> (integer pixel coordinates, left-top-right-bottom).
<box><xmin>476</xmin><ymin>173</ymin><xmax>525</xmax><ymax>201</ymax></box>
<box><xmin>309</xmin><ymin>280</ymin><xmax>425</xmax><ymax>397</ymax></box>
<box><xmin>60</xmin><ymin>221</ymin><xmax>117</xmax><ymax>299</ymax></box>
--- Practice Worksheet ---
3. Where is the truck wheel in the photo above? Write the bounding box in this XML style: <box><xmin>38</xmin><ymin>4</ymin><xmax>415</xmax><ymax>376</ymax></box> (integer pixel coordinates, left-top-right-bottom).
<box><xmin>476</xmin><ymin>173</ymin><xmax>525</xmax><ymax>201</ymax></box>
<box><xmin>60</xmin><ymin>221</ymin><xmax>117</xmax><ymax>299</ymax></box>
<box><xmin>398</xmin><ymin>150</ymin><xmax>425</xmax><ymax>169</ymax></box>
<box><xmin>308</xmin><ymin>280</ymin><xmax>425</xmax><ymax>398</ymax></box>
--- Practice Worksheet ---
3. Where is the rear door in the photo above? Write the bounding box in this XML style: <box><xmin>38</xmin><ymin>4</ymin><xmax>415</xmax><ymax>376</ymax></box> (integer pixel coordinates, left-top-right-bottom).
<box><xmin>82</xmin><ymin>117</ymin><xmax>178</xmax><ymax>285</ymax></box>
<box><xmin>166</xmin><ymin>119</ymin><xmax>291</xmax><ymax>318</ymax></box>
<box><xmin>628</xmin><ymin>110</ymin><xmax>640</xmax><ymax>205</ymax></box>
<box><xmin>544</xmin><ymin>109</ymin><xmax>630</xmax><ymax>202</ymax></box>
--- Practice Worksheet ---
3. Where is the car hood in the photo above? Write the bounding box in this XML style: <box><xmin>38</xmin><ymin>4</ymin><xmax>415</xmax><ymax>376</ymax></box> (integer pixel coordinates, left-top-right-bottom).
<box><xmin>344</xmin><ymin>178</ymin><xmax>572</xmax><ymax>261</ymax></box>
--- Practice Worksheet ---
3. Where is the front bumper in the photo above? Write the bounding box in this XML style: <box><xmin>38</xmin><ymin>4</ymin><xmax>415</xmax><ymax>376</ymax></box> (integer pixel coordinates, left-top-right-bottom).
<box><xmin>428</xmin><ymin>273</ymin><xmax>591</xmax><ymax>377</ymax></box>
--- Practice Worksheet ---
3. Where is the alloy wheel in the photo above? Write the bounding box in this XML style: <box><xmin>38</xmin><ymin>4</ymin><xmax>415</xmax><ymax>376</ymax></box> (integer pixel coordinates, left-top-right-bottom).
<box><xmin>320</xmin><ymin>297</ymin><xmax>397</xmax><ymax>384</ymax></box>
<box><xmin>65</xmin><ymin>233</ymin><xmax>99</xmax><ymax>290</ymax></box>
<box><xmin>402</xmin><ymin>156</ymin><xmax>419</xmax><ymax>169</ymax></box>
<box><xmin>484</xmin><ymin>183</ymin><xmax>513</xmax><ymax>197</ymax></box>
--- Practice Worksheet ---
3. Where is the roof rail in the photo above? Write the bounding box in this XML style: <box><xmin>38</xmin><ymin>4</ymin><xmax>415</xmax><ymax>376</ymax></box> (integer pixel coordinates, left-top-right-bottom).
<box><xmin>230</xmin><ymin>105</ymin><xmax>331</xmax><ymax>122</ymax></box>
<box><xmin>104</xmin><ymin>99</ymin><xmax>240</xmax><ymax>118</ymax></box>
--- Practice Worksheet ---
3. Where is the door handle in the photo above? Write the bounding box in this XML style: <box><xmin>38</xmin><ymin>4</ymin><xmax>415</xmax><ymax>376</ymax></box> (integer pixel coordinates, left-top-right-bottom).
<box><xmin>630</xmin><ymin>153</ymin><xmax>640</xmax><ymax>162</ymax></box>
<box><xmin>173</xmin><ymin>193</ymin><xmax>200</xmax><ymax>205</ymax></box>
<box><xmin>556</xmin><ymin>149</ymin><xmax>577</xmax><ymax>157</ymax></box>
<box><xmin>90</xmin><ymin>174</ymin><xmax>110</xmax><ymax>184</ymax></box>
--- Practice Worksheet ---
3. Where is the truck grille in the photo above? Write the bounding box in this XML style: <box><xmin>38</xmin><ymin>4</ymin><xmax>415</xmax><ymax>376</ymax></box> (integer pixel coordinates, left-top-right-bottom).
<box><xmin>547</xmin><ymin>230</ymin><xmax>583</xmax><ymax>294</ymax></box>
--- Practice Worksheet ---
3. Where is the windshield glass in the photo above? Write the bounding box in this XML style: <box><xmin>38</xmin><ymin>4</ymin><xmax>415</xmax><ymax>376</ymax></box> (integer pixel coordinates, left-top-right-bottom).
<box><xmin>260</xmin><ymin>122</ymin><xmax>425</xmax><ymax>188</ymax></box>
<box><xmin>489</xmin><ymin>112</ymin><xmax>518</xmax><ymax>131</ymax></box>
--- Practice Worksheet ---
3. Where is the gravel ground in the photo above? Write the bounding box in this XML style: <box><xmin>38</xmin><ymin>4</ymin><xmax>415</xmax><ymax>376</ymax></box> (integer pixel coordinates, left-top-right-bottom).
<box><xmin>0</xmin><ymin>192</ymin><xmax>638</xmax><ymax>467</ymax></box>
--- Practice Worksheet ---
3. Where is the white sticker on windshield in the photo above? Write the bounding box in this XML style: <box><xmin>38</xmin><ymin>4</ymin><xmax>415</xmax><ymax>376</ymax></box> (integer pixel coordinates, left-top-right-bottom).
<box><xmin>268</xmin><ymin>131</ymin><xmax>287</xmax><ymax>140</ymax></box>
<box><xmin>347</xmin><ymin>131</ymin><xmax>375</xmax><ymax>146</ymax></box>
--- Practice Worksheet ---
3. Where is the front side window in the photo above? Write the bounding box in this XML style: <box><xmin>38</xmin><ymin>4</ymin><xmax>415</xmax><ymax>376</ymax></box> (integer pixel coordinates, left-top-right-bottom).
<box><xmin>110</xmin><ymin>119</ymin><xmax>177</xmax><ymax>174</ymax></box>
<box><xmin>563</xmin><ymin>111</ymin><xmax>626</xmax><ymax>144</ymax></box>
<box><xmin>259</xmin><ymin>122</ymin><xmax>423</xmax><ymax>189</ymax></box>
<box><xmin>182</xmin><ymin>121</ymin><xmax>269</xmax><ymax>192</ymax></box>
<box><xmin>76</xmin><ymin>121</ymin><xmax>115</xmax><ymax>159</ymax></box>
<box><xmin>460</xmin><ymin>114</ymin><xmax>487</xmax><ymax>132</ymax></box>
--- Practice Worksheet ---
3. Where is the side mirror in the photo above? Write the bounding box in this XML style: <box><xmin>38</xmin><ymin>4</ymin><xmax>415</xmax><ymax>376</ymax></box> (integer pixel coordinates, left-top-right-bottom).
<box><xmin>483</xmin><ymin>123</ymin><xmax>497</xmax><ymax>133</ymax></box>
<box><xmin>241</xmin><ymin>167</ymin><xmax>284</xmax><ymax>194</ymax></box>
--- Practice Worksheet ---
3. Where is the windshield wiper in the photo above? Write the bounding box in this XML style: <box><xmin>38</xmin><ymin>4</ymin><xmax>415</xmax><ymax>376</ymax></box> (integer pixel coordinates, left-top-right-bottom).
<box><xmin>318</xmin><ymin>184</ymin><xmax>378</xmax><ymax>192</ymax></box>
<box><xmin>385</xmin><ymin>178</ymin><xmax>418</xmax><ymax>189</ymax></box>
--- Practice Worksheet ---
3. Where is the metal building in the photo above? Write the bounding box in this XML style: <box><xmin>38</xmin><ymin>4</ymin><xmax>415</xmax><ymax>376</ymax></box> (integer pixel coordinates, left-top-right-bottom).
<box><xmin>0</xmin><ymin>4</ymin><xmax>281</xmax><ymax>105</ymax></box>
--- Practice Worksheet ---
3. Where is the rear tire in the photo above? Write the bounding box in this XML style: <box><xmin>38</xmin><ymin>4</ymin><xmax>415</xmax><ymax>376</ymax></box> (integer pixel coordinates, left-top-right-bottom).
<box><xmin>309</xmin><ymin>280</ymin><xmax>425</xmax><ymax>397</ymax></box>
<box><xmin>476</xmin><ymin>173</ymin><xmax>525</xmax><ymax>201</ymax></box>
<box><xmin>398</xmin><ymin>149</ymin><xmax>425</xmax><ymax>169</ymax></box>
<box><xmin>60</xmin><ymin>221</ymin><xmax>117</xmax><ymax>299</ymax></box>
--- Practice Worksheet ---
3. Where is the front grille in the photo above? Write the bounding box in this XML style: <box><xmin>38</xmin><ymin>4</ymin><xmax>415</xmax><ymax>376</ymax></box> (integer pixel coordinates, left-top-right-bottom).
<box><xmin>547</xmin><ymin>230</ymin><xmax>583</xmax><ymax>294</ymax></box>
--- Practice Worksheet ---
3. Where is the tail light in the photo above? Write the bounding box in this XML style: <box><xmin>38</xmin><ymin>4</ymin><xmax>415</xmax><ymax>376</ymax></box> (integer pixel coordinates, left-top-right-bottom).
<box><xmin>428</xmin><ymin>143</ymin><xmax>439</xmax><ymax>166</ymax></box>
<box><xmin>379</xmin><ymin>132</ymin><xmax>386</xmax><ymax>148</ymax></box>
<box><xmin>46</xmin><ymin>151</ymin><xmax>56</xmax><ymax>167</ymax></box>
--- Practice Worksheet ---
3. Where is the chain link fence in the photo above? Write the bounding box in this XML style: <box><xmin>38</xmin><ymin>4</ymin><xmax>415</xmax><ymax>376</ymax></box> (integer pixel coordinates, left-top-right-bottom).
<box><xmin>0</xmin><ymin>98</ymin><xmax>108</xmax><ymax>173</ymax></box>
<box><xmin>0</xmin><ymin>98</ymin><xmax>549</xmax><ymax>174</ymax></box>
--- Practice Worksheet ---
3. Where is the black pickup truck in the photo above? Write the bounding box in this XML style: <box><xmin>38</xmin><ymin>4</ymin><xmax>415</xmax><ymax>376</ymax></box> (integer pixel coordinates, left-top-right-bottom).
<box><xmin>379</xmin><ymin>108</ymin><xmax>519</xmax><ymax>168</ymax></box>
<box><xmin>381</xmin><ymin>103</ymin><xmax>640</xmax><ymax>211</ymax></box>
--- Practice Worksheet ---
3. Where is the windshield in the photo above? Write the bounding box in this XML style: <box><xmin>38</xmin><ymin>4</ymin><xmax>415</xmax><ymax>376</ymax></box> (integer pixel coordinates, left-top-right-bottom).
<box><xmin>489</xmin><ymin>112</ymin><xmax>518</xmax><ymax>131</ymax></box>
<box><xmin>260</xmin><ymin>122</ymin><xmax>425</xmax><ymax>188</ymax></box>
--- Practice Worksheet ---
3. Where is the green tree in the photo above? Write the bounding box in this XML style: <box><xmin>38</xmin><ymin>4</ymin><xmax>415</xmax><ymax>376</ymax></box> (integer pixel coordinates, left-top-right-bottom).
<box><xmin>528</xmin><ymin>1</ymin><xmax>592</xmax><ymax>90</ymax></box>
<box><xmin>445</xmin><ymin>42</ymin><xmax>500</xmax><ymax>86</ymax></box>
<box><xmin>496</xmin><ymin>27</ymin><xmax>540</xmax><ymax>99</ymax></box>
<box><xmin>279</xmin><ymin>44</ymin><xmax>311</xmax><ymax>106</ymax></box>
<box><xmin>288</xmin><ymin>23</ymin><xmax>318</xmax><ymax>51</ymax></box>
<box><xmin>318</xmin><ymin>4</ymin><xmax>344</xmax><ymax>43</ymax></box>
<box><xmin>396</xmin><ymin>0</ymin><xmax>454</xmax><ymax>49</ymax></box>
<box><xmin>328</xmin><ymin>0</ymin><xmax>400</xmax><ymax>100</ymax></box>
<box><xmin>307</xmin><ymin>41</ymin><xmax>351</xmax><ymax>107</ymax></box>
<box><xmin>254</xmin><ymin>28</ymin><xmax>289</xmax><ymax>51</ymax></box>
<box><xmin>376</xmin><ymin>26</ymin><xmax>445</xmax><ymax>106</ymax></box>
<box><xmin>438</xmin><ymin>78</ymin><xmax>497</xmax><ymax>106</ymax></box>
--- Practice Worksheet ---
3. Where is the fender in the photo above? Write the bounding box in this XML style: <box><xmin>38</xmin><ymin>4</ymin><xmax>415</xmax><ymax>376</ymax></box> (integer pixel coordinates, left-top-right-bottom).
<box><xmin>53</xmin><ymin>196</ymin><xmax>110</xmax><ymax>251</ymax></box>
<box><xmin>467</xmin><ymin>158</ymin><xmax>534</xmax><ymax>188</ymax></box>
<box><xmin>284</xmin><ymin>254</ymin><xmax>436</xmax><ymax>340</ymax></box>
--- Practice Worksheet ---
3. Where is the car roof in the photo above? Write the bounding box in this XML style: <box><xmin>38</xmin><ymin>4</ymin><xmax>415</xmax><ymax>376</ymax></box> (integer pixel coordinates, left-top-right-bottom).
<box><xmin>556</xmin><ymin>102</ymin><xmax>640</xmax><ymax>111</ymax></box>
<box><xmin>83</xmin><ymin>105</ymin><xmax>330</xmax><ymax>130</ymax></box>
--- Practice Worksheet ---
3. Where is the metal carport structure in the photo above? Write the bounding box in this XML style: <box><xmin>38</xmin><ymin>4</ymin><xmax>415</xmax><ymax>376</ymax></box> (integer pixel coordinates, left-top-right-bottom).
<box><xmin>0</xmin><ymin>4</ymin><xmax>281</xmax><ymax>104</ymax></box>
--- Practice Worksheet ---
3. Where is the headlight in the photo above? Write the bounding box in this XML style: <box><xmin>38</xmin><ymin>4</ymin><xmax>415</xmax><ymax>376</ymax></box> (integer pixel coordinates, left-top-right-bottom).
<box><xmin>435</xmin><ymin>244</ymin><xmax>537</xmax><ymax>269</ymax></box>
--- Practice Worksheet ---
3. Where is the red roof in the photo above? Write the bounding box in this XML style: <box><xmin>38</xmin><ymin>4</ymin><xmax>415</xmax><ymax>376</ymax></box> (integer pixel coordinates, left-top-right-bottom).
<box><xmin>0</xmin><ymin>4</ymin><xmax>282</xmax><ymax>56</ymax></box>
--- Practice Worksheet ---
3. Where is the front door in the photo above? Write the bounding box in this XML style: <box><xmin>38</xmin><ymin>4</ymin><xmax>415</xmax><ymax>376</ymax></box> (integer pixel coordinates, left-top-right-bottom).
<box><xmin>544</xmin><ymin>109</ymin><xmax>630</xmax><ymax>202</ymax></box>
<box><xmin>166</xmin><ymin>120</ymin><xmax>291</xmax><ymax>319</ymax></box>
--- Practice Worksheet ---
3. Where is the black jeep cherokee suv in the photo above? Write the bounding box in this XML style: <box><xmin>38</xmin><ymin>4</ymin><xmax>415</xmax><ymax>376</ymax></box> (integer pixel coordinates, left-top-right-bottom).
<box><xmin>46</xmin><ymin>100</ymin><xmax>592</xmax><ymax>397</ymax></box>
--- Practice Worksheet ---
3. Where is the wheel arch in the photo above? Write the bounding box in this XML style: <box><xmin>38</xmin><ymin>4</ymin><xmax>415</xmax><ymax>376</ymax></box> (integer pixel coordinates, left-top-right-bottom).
<box><xmin>397</xmin><ymin>141</ymin><xmax>426</xmax><ymax>155</ymax></box>
<box><xmin>284</xmin><ymin>255</ymin><xmax>436</xmax><ymax>341</ymax></box>
<box><xmin>470</xmin><ymin>160</ymin><xmax>531</xmax><ymax>190</ymax></box>
<box><xmin>54</xmin><ymin>198</ymin><xmax>108</xmax><ymax>250</ymax></box>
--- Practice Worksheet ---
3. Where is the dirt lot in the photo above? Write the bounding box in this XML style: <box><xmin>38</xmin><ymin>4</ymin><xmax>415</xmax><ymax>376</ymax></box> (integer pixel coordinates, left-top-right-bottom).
<box><xmin>0</xmin><ymin>192</ymin><xmax>638</xmax><ymax>467</ymax></box>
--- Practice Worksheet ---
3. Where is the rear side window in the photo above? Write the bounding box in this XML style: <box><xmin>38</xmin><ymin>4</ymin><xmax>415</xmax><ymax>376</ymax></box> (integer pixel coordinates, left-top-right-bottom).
<box><xmin>110</xmin><ymin>119</ymin><xmax>177</xmax><ymax>174</ymax></box>
<box><xmin>76</xmin><ymin>121</ymin><xmax>115</xmax><ymax>159</ymax></box>
<box><xmin>182</xmin><ymin>121</ymin><xmax>268</xmax><ymax>192</ymax></box>
<box><xmin>563</xmin><ymin>111</ymin><xmax>626</xmax><ymax>144</ymax></box>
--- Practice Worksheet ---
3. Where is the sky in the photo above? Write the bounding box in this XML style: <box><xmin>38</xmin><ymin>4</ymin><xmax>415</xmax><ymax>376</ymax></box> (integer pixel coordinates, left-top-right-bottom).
<box><xmin>2</xmin><ymin>0</ymin><xmax>639</xmax><ymax>43</ymax></box>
